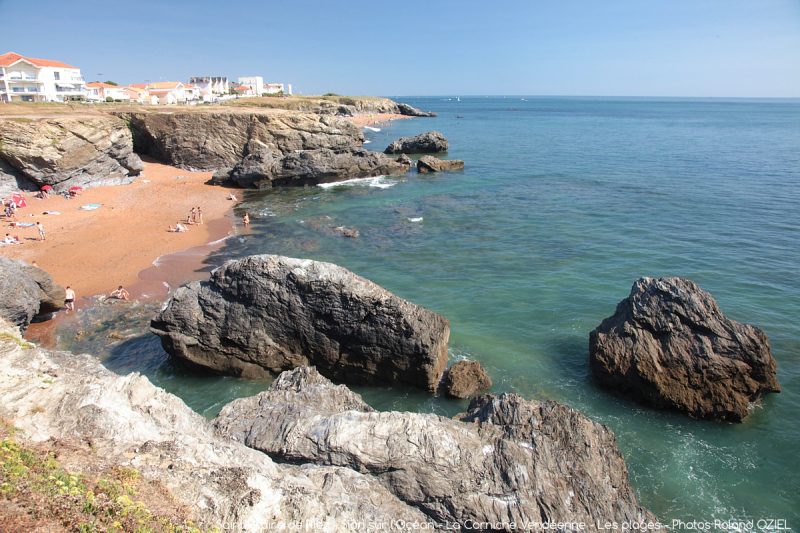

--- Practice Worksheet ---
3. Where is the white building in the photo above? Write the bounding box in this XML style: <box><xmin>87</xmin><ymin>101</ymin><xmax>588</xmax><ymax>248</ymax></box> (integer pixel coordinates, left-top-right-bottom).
<box><xmin>238</xmin><ymin>76</ymin><xmax>264</xmax><ymax>96</ymax></box>
<box><xmin>264</xmin><ymin>82</ymin><xmax>293</xmax><ymax>95</ymax></box>
<box><xmin>85</xmin><ymin>82</ymin><xmax>130</xmax><ymax>102</ymax></box>
<box><xmin>0</xmin><ymin>51</ymin><xmax>86</xmax><ymax>102</ymax></box>
<box><xmin>189</xmin><ymin>76</ymin><xmax>229</xmax><ymax>101</ymax></box>
<box><xmin>147</xmin><ymin>81</ymin><xmax>186</xmax><ymax>105</ymax></box>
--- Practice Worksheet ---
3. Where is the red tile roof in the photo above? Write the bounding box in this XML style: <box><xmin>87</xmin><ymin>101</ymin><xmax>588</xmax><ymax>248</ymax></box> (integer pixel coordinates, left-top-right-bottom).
<box><xmin>0</xmin><ymin>51</ymin><xmax>78</xmax><ymax>69</ymax></box>
<box><xmin>86</xmin><ymin>82</ymin><xmax>119</xmax><ymax>89</ymax></box>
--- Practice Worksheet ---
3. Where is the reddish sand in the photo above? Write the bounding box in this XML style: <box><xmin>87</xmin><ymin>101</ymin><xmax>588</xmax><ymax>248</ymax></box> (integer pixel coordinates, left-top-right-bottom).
<box><xmin>347</xmin><ymin>112</ymin><xmax>410</xmax><ymax>127</ymax></box>
<box><xmin>0</xmin><ymin>160</ymin><xmax>243</xmax><ymax>300</ymax></box>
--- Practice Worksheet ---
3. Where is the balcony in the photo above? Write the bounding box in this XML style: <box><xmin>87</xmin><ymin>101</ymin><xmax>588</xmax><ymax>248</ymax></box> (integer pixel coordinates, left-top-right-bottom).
<box><xmin>7</xmin><ymin>76</ymin><xmax>41</xmax><ymax>82</ymax></box>
<box><xmin>11</xmin><ymin>87</ymin><xmax>41</xmax><ymax>94</ymax></box>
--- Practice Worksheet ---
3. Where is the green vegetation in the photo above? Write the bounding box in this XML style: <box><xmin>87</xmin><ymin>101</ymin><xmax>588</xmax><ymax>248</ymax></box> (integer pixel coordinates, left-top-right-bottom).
<box><xmin>0</xmin><ymin>332</ymin><xmax>34</xmax><ymax>349</ymax></box>
<box><xmin>0</xmin><ymin>421</ymin><xmax>213</xmax><ymax>532</ymax></box>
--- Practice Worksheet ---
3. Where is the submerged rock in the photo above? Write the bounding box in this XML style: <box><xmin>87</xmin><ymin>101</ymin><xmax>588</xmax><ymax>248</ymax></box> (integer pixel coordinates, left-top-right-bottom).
<box><xmin>0</xmin><ymin>258</ymin><xmax>65</xmax><ymax>330</ymax></box>
<box><xmin>589</xmin><ymin>277</ymin><xmax>780</xmax><ymax>421</ymax></box>
<box><xmin>443</xmin><ymin>359</ymin><xmax>492</xmax><ymax>398</ymax></box>
<box><xmin>417</xmin><ymin>155</ymin><xmax>465</xmax><ymax>173</ymax></box>
<box><xmin>384</xmin><ymin>131</ymin><xmax>449</xmax><ymax>154</ymax></box>
<box><xmin>214</xmin><ymin>366</ymin><xmax>657</xmax><ymax>530</ymax></box>
<box><xmin>0</xmin><ymin>321</ymin><xmax>429</xmax><ymax>530</ymax></box>
<box><xmin>0</xmin><ymin>116</ymin><xmax>142</xmax><ymax>190</ymax></box>
<box><xmin>151</xmin><ymin>255</ymin><xmax>450</xmax><ymax>391</ymax></box>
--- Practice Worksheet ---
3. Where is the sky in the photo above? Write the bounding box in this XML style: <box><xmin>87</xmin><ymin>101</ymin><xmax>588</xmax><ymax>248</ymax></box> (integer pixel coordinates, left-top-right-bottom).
<box><xmin>1</xmin><ymin>0</ymin><xmax>799</xmax><ymax>97</ymax></box>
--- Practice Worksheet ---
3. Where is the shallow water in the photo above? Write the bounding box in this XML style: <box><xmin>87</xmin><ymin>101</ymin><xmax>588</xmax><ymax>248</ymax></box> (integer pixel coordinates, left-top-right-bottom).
<box><xmin>54</xmin><ymin>96</ymin><xmax>800</xmax><ymax>528</ymax></box>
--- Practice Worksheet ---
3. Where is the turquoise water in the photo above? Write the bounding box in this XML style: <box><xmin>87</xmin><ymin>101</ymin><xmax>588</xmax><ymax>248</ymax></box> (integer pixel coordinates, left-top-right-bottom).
<box><xmin>56</xmin><ymin>97</ymin><xmax>800</xmax><ymax>527</ymax></box>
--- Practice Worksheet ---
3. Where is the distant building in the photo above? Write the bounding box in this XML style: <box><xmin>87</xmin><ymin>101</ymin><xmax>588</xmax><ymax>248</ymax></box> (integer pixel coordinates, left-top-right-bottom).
<box><xmin>0</xmin><ymin>51</ymin><xmax>86</xmax><ymax>103</ymax></box>
<box><xmin>264</xmin><ymin>83</ymin><xmax>285</xmax><ymax>95</ymax></box>
<box><xmin>238</xmin><ymin>76</ymin><xmax>264</xmax><ymax>96</ymax></box>
<box><xmin>123</xmin><ymin>86</ymin><xmax>149</xmax><ymax>104</ymax></box>
<box><xmin>189</xmin><ymin>76</ymin><xmax>229</xmax><ymax>100</ymax></box>
<box><xmin>85</xmin><ymin>82</ymin><xmax>129</xmax><ymax>102</ymax></box>
<box><xmin>147</xmin><ymin>81</ymin><xmax>186</xmax><ymax>105</ymax></box>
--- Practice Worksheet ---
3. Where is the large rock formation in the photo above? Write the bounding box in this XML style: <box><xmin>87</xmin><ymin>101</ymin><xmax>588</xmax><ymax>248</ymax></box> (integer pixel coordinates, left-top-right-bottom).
<box><xmin>0</xmin><ymin>321</ymin><xmax>430</xmax><ymax>531</ymax></box>
<box><xmin>0</xmin><ymin>116</ymin><xmax>143</xmax><ymax>190</ymax></box>
<box><xmin>589</xmin><ymin>277</ymin><xmax>780</xmax><ymax>421</ymax></box>
<box><xmin>416</xmin><ymin>155</ymin><xmax>465</xmax><ymax>173</ymax></box>
<box><xmin>224</xmin><ymin>95</ymin><xmax>436</xmax><ymax>117</ymax></box>
<box><xmin>385</xmin><ymin>131</ymin><xmax>448</xmax><ymax>154</ymax></box>
<box><xmin>0</xmin><ymin>258</ymin><xmax>65</xmax><ymax>330</ymax></box>
<box><xmin>151</xmin><ymin>255</ymin><xmax>450</xmax><ymax>391</ymax></box>
<box><xmin>122</xmin><ymin>109</ymin><xmax>410</xmax><ymax>188</ymax></box>
<box><xmin>214</xmin><ymin>366</ymin><xmax>657</xmax><ymax>531</ymax></box>
<box><xmin>442</xmin><ymin>359</ymin><xmax>492</xmax><ymax>398</ymax></box>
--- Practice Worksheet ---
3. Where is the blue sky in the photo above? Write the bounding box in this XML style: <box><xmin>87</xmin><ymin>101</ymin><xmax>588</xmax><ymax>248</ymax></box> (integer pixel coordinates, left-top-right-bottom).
<box><xmin>1</xmin><ymin>0</ymin><xmax>798</xmax><ymax>96</ymax></box>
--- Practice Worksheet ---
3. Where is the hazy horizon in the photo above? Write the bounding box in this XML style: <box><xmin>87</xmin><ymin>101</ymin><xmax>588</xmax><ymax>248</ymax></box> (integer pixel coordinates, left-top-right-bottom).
<box><xmin>2</xmin><ymin>0</ymin><xmax>799</xmax><ymax>98</ymax></box>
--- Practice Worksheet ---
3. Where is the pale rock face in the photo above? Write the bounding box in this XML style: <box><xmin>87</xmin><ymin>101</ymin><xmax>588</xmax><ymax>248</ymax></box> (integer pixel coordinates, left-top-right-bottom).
<box><xmin>590</xmin><ymin>277</ymin><xmax>780</xmax><ymax>421</ymax></box>
<box><xmin>151</xmin><ymin>255</ymin><xmax>450</xmax><ymax>391</ymax></box>
<box><xmin>0</xmin><ymin>321</ymin><xmax>430</xmax><ymax>531</ymax></box>
<box><xmin>0</xmin><ymin>116</ymin><xmax>143</xmax><ymax>190</ymax></box>
<box><xmin>0</xmin><ymin>258</ymin><xmax>65</xmax><ymax>330</ymax></box>
<box><xmin>214</xmin><ymin>366</ymin><xmax>657</xmax><ymax>530</ymax></box>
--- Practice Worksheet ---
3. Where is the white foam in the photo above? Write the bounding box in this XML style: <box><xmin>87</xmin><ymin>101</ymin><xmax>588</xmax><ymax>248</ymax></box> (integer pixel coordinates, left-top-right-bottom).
<box><xmin>407</xmin><ymin>217</ymin><xmax>423</xmax><ymax>222</ymax></box>
<box><xmin>363</xmin><ymin>126</ymin><xmax>381</xmax><ymax>132</ymax></box>
<box><xmin>318</xmin><ymin>176</ymin><xmax>396</xmax><ymax>190</ymax></box>
<box><xmin>363</xmin><ymin>139</ymin><xmax>372</xmax><ymax>144</ymax></box>
<box><xmin>207</xmin><ymin>234</ymin><xmax>233</xmax><ymax>246</ymax></box>
<box><xmin>259</xmin><ymin>207</ymin><xmax>277</xmax><ymax>217</ymax></box>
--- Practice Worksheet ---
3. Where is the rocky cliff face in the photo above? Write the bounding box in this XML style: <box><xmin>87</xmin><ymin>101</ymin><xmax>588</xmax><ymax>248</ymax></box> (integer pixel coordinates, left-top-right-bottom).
<box><xmin>215</xmin><ymin>366</ymin><xmax>657</xmax><ymax>530</ymax></box>
<box><xmin>0</xmin><ymin>258</ymin><xmax>65</xmax><ymax>330</ymax></box>
<box><xmin>0</xmin><ymin>321</ymin><xmax>430</xmax><ymax>531</ymax></box>
<box><xmin>0</xmin><ymin>116</ymin><xmax>143</xmax><ymax>191</ymax></box>
<box><xmin>590</xmin><ymin>277</ymin><xmax>780</xmax><ymax>421</ymax></box>
<box><xmin>224</xmin><ymin>95</ymin><xmax>436</xmax><ymax>117</ymax></box>
<box><xmin>150</xmin><ymin>255</ymin><xmax>450</xmax><ymax>391</ymax></box>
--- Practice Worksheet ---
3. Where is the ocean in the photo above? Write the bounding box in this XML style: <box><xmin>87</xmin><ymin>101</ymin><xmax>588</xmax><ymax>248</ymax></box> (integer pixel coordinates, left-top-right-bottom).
<box><xmin>54</xmin><ymin>96</ymin><xmax>800</xmax><ymax>527</ymax></box>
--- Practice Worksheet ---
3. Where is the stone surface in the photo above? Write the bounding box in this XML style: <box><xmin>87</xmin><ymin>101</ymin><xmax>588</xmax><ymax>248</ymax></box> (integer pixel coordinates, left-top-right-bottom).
<box><xmin>384</xmin><ymin>131</ymin><xmax>449</xmax><ymax>154</ymax></box>
<box><xmin>443</xmin><ymin>359</ymin><xmax>492</xmax><ymax>398</ymax></box>
<box><xmin>395</xmin><ymin>102</ymin><xmax>437</xmax><ymax>117</ymax></box>
<box><xmin>0</xmin><ymin>157</ymin><xmax>36</xmax><ymax>197</ymax></box>
<box><xmin>0</xmin><ymin>258</ymin><xmax>65</xmax><ymax>330</ymax></box>
<box><xmin>589</xmin><ymin>277</ymin><xmax>780</xmax><ymax>421</ymax></box>
<box><xmin>0</xmin><ymin>116</ymin><xmax>143</xmax><ymax>190</ymax></box>
<box><xmin>214</xmin><ymin>366</ymin><xmax>657</xmax><ymax>531</ymax></box>
<box><xmin>0</xmin><ymin>321</ymin><xmax>430</xmax><ymax>531</ymax></box>
<box><xmin>416</xmin><ymin>155</ymin><xmax>465</xmax><ymax>173</ymax></box>
<box><xmin>151</xmin><ymin>255</ymin><xmax>450</xmax><ymax>391</ymax></box>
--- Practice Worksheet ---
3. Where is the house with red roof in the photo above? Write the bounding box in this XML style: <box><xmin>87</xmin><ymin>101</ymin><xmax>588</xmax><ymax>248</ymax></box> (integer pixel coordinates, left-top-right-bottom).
<box><xmin>86</xmin><ymin>82</ymin><xmax>130</xmax><ymax>102</ymax></box>
<box><xmin>0</xmin><ymin>52</ymin><xmax>86</xmax><ymax>103</ymax></box>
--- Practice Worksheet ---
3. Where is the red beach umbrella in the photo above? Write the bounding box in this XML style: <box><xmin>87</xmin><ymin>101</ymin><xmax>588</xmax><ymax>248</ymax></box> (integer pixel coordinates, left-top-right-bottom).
<box><xmin>41</xmin><ymin>185</ymin><xmax>53</xmax><ymax>191</ymax></box>
<box><xmin>11</xmin><ymin>193</ymin><xmax>27</xmax><ymax>208</ymax></box>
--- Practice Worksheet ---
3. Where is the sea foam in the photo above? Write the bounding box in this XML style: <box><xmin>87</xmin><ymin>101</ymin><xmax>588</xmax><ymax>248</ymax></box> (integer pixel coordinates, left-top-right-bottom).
<box><xmin>318</xmin><ymin>176</ymin><xmax>395</xmax><ymax>190</ymax></box>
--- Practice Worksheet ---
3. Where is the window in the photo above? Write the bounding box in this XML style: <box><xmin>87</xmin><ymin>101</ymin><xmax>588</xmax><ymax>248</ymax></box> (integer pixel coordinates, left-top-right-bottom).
<box><xmin>54</xmin><ymin>71</ymin><xmax>60</xmax><ymax>80</ymax></box>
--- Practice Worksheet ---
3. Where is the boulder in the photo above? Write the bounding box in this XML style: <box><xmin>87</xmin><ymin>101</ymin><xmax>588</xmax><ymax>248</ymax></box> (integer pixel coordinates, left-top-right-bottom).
<box><xmin>396</xmin><ymin>103</ymin><xmax>437</xmax><ymax>117</ymax></box>
<box><xmin>214</xmin><ymin>366</ymin><xmax>657</xmax><ymax>530</ymax></box>
<box><xmin>151</xmin><ymin>255</ymin><xmax>450</xmax><ymax>391</ymax></box>
<box><xmin>0</xmin><ymin>258</ymin><xmax>65</xmax><ymax>330</ymax></box>
<box><xmin>416</xmin><ymin>155</ymin><xmax>465</xmax><ymax>173</ymax></box>
<box><xmin>384</xmin><ymin>131</ymin><xmax>448</xmax><ymax>154</ymax></box>
<box><xmin>589</xmin><ymin>277</ymin><xmax>780</xmax><ymax>421</ymax></box>
<box><xmin>0</xmin><ymin>116</ymin><xmax>143</xmax><ymax>190</ymax></box>
<box><xmin>0</xmin><ymin>321</ymin><xmax>430</xmax><ymax>530</ymax></box>
<box><xmin>443</xmin><ymin>359</ymin><xmax>492</xmax><ymax>398</ymax></box>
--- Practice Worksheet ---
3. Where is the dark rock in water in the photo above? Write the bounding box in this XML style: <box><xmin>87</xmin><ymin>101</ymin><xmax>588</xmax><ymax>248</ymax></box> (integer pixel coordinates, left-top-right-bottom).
<box><xmin>0</xmin><ymin>258</ymin><xmax>65</xmax><ymax>330</ymax></box>
<box><xmin>589</xmin><ymin>277</ymin><xmax>780</xmax><ymax>421</ymax></box>
<box><xmin>443</xmin><ymin>359</ymin><xmax>492</xmax><ymax>398</ymax></box>
<box><xmin>417</xmin><ymin>155</ymin><xmax>465</xmax><ymax>173</ymax></box>
<box><xmin>331</xmin><ymin>226</ymin><xmax>359</xmax><ymax>238</ymax></box>
<box><xmin>151</xmin><ymin>255</ymin><xmax>450</xmax><ymax>391</ymax></box>
<box><xmin>395</xmin><ymin>154</ymin><xmax>412</xmax><ymax>167</ymax></box>
<box><xmin>384</xmin><ymin>131</ymin><xmax>448</xmax><ymax>154</ymax></box>
<box><xmin>396</xmin><ymin>103</ymin><xmax>437</xmax><ymax>117</ymax></box>
<box><xmin>214</xmin><ymin>366</ymin><xmax>657</xmax><ymax>530</ymax></box>
<box><xmin>229</xmin><ymin>147</ymin><xmax>409</xmax><ymax>188</ymax></box>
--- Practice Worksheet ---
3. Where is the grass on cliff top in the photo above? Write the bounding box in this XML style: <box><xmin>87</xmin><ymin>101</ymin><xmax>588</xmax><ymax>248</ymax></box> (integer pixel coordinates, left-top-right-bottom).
<box><xmin>223</xmin><ymin>94</ymin><xmax>391</xmax><ymax>110</ymax></box>
<box><xmin>0</xmin><ymin>420</ymin><xmax>215</xmax><ymax>532</ymax></box>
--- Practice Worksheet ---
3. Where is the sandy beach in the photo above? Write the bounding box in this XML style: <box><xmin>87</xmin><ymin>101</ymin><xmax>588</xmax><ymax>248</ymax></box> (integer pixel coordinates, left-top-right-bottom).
<box><xmin>0</xmin><ymin>160</ymin><xmax>241</xmax><ymax>300</ymax></box>
<box><xmin>346</xmin><ymin>112</ymin><xmax>410</xmax><ymax>127</ymax></box>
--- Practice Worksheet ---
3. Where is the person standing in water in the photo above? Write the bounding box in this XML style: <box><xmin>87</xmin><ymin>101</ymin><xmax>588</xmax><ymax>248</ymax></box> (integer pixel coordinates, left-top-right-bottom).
<box><xmin>243</xmin><ymin>213</ymin><xmax>250</xmax><ymax>226</ymax></box>
<box><xmin>64</xmin><ymin>286</ymin><xmax>75</xmax><ymax>311</ymax></box>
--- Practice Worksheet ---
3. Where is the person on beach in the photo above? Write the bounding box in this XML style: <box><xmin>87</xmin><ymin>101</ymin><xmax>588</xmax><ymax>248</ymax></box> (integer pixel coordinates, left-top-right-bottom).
<box><xmin>169</xmin><ymin>223</ymin><xmax>188</xmax><ymax>233</ymax></box>
<box><xmin>197</xmin><ymin>207</ymin><xmax>203</xmax><ymax>224</ymax></box>
<box><xmin>227</xmin><ymin>193</ymin><xmax>237</xmax><ymax>201</ymax></box>
<box><xmin>109</xmin><ymin>286</ymin><xmax>130</xmax><ymax>301</ymax></box>
<box><xmin>242</xmin><ymin>213</ymin><xmax>250</xmax><ymax>226</ymax></box>
<box><xmin>64</xmin><ymin>286</ymin><xmax>75</xmax><ymax>311</ymax></box>
<box><xmin>188</xmin><ymin>207</ymin><xmax>197</xmax><ymax>224</ymax></box>
<box><xmin>36</xmin><ymin>221</ymin><xmax>45</xmax><ymax>241</ymax></box>
<box><xmin>3</xmin><ymin>233</ymin><xmax>18</xmax><ymax>244</ymax></box>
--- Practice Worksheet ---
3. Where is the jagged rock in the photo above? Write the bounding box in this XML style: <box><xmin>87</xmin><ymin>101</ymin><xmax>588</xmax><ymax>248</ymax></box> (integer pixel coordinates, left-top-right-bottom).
<box><xmin>0</xmin><ymin>258</ymin><xmax>65</xmax><ymax>330</ymax></box>
<box><xmin>331</xmin><ymin>226</ymin><xmax>359</xmax><ymax>238</ymax></box>
<box><xmin>396</xmin><ymin>103</ymin><xmax>437</xmax><ymax>117</ymax></box>
<box><xmin>151</xmin><ymin>255</ymin><xmax>450</xmax><ymax>391</ymax></box>
<box><xmin>589</xmin><ymin>277</ymin><xmax>780</xmax><ymax>421</ymax></box>
<box><xmin>0</xmin><ymin>117</ymin><xmax>143</xmax><ymax>190</ymax></box>
<box><xmin>0</xmin><ymin>321</ymin><xmax>430</xmax><ymax>530</ymax></box>
<box><xmin>230</xmin><ymin>147</ymin><xmax>409</xmax><ymax>188</ymax></box>
<box><xmin>443</xmin><ymin>359</ymin><xmax>492</xmax><ymax>398</ymax></box>
<box><xmin>0</xmin><ymin>157</ymin><xmax>36</xmax><ymax>197</ymax></box>
<box><xmin>417</xmin><ymin>155</ymin><xmax>465</xmax><ymax>173</ymax></box>
<box><xmin>384</xmin><ymin>131</ymin><xmax>449</xmax><ymax>154</ymax></box>
<box><xmin>395</xmin><ymin>154</ymin><xmax>412</xmax><ymax>166</ymax></box>
<box><xmin>214</xmin><ymin>367</ymin><xmax>657</xmax><ymax>531</ymax></box>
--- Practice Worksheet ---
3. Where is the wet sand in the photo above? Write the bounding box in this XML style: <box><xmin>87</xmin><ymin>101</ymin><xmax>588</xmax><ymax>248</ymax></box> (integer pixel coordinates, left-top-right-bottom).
<box><xmin>0</xmin><ymin>160</ymin><xmax>242</xmax><ymax>300</ymax></box>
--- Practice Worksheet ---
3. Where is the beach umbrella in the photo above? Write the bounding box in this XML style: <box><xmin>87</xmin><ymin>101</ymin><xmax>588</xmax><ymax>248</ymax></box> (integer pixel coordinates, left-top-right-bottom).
<box><xmin>11</xmin><ymin>193</ymin><xmax>27</xmax><ymax>208</ymax></box>
<box><xmin>41</xmin><ymin>185</ymin><xmax>53</xmax><ymax>191</ymax></box>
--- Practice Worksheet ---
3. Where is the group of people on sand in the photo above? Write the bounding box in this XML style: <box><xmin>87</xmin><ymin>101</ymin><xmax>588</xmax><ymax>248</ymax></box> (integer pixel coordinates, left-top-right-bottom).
<box><xmin>61</xmin><ymin>284</ymin><xmax>130</xmax><ymax>313</ymax></box>
<box><xmin>168</xmin><ymin>205</ymin><xmax>206</xmax><ymax>233</ymax></box>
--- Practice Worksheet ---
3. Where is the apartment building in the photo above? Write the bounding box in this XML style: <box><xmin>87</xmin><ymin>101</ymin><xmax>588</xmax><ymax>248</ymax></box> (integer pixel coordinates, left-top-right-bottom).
<box><xmin>0</xmin><ymin>51</ymin><xmax>86</xmax><ymax>102</ymax></box>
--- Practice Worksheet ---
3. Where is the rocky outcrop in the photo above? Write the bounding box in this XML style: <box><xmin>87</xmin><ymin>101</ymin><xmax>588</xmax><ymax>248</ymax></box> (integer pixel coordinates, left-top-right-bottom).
<box><xmin>225</xmin><ymin>96</ymin><xmax>436</xmax><ymax>118</ymax></box>
<box><xmin>396</xmin><ymin>102</ymin><xmax>437</xmax><ymax>117</ymax></box>
<box><xmin>0</xmin><ymin>157</ymin><xmax>36</xmax><ymax>196</ymax></box>
<box><xmin>589</xmin><ymin>277</ymin><xmax>780</xmax><ymax>421</ymax></box>
<box><xmin>215</xmin><ymin>366</ymin><xmax>657</xmax><ymax>531</ymax></box>
<box><xmin>0</xmin><ymin>116</ymin><xmax>143</xmax><ymax>190</ymax></box>
<box><xmin>0</xmin><ymin>321</ymin><xmax>430</xmax><ymax>531</ymax></box>
<box><xmin>0</xmin><ymin>258</ymin><xmax>65</xmax><ymax>330</ymax></box>
<box><xmin>151</xmin><ymin>255</ymin><xmax>450</xmax><ymax>391</ymax></box>
<box><xmin>442</xmin><ymin>359</ymin><xmax>492</xmax><ymax>398</ymax></box>
<box><xmin>417</xmin><ymin>155</ymin><xmax>465</xmax><ymax>173</ymax></box>
<box><xmin>385</xmin><ymin>131</ymin><xmax>448</xmax><ymax>154</ymax></box>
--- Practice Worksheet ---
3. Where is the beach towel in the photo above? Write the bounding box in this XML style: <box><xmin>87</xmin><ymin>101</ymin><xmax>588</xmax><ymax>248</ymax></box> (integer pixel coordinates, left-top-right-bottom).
<box><xmin>13</xmin><ymin>222</ymin><xmax>35</xmax><ymax>227</ymax></box>
<box><xmin>80</xmin><ymin>204</ymin><xmax>102</xmax><ymax>211</ymax></box>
